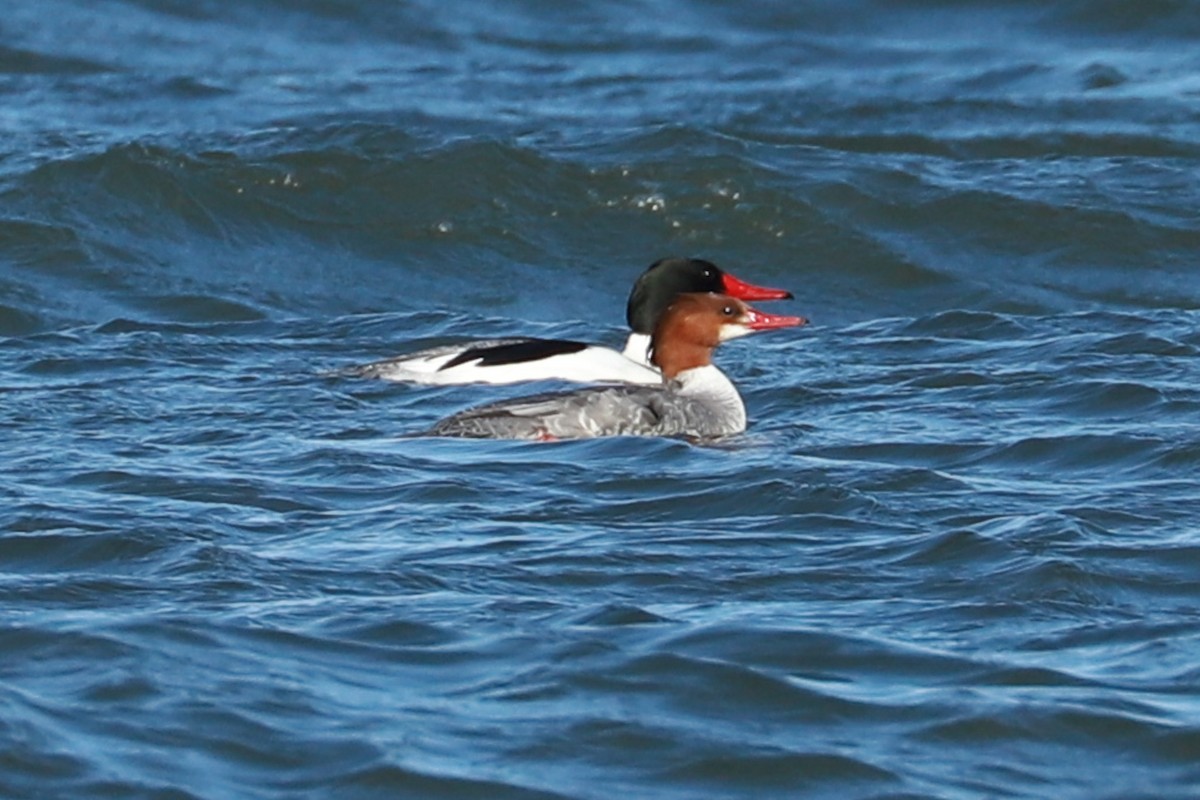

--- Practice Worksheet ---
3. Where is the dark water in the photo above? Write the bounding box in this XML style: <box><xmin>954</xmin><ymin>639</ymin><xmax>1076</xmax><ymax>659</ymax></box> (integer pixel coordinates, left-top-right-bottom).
<box><xmin>3</xmin><ymin>1</ymin><xmax>1200</xmax><ymax>797</ymax></box>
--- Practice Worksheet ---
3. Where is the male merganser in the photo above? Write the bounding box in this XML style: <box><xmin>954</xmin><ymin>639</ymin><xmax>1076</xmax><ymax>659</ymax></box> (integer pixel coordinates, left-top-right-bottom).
<box><xmin>349</xmin><ymin>258</ymin><xmax>793</xmax><ymax>385</ymax></box>
<box><xmin>427</xmin><ymin>293</ymin><xmax>807</xmax><ymax>440</ymax></box>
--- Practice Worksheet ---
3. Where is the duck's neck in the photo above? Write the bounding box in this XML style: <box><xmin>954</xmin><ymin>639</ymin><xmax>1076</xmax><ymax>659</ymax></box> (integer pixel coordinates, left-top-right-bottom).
<box><xmin>621</xmin><ymin>333</ymin><xmax>653</xmax><ymax>367</ymax></box>
<box><xmin>652</xmin><ymin>340</ymin><xmax>714</xmax><ymax>380</ymax></box>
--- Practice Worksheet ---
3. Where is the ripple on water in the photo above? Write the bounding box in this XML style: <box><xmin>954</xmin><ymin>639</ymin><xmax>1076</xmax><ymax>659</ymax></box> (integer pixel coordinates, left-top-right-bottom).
<box><xmin>1</xmin><ymin>1</ymin><xmax>1200</xmax><ymax>796</ymax></box>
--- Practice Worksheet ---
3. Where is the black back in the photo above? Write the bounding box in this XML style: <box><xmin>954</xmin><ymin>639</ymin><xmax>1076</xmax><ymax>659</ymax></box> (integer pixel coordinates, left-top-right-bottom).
<box><xmin>625</xmin><ymin>258</ymin><xmax>725</xmax><ymax>334</ymax></box>
<box><xmin>439</xmin><ymin>338</ymin><xmax>589</xmax><ymax>370</ymax></box>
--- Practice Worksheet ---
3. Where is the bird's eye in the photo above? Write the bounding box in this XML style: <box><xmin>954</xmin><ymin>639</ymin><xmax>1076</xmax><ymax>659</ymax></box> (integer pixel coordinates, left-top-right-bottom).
<box><xmin>703</xmin><ymin>269</ymin><xmax>714</xmax><ymax>279</ymax></box>
<box><xmin>722</xmin><ymin>305</ymin><xmax>735</xmax><ymax>316</ymax></box>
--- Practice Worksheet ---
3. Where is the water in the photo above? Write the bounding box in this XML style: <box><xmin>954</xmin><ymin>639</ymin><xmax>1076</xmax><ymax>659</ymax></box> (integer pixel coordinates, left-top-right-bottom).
<box><xmin>3</xmin><ymin>1</ymin><xmax>1200</xmax><ymax>797</ymax></box>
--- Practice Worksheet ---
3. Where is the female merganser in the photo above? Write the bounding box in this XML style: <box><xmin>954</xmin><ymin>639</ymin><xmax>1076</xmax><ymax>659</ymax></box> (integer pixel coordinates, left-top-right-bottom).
<box><xmin>349</xmin><ymin>258</ymin><xmax>793</xmax><ymax>386</ymax></box>
<box><xmin>427</xmin><ymin>293</ymin><xmax>807</xmax><ymax>440</ymax></box>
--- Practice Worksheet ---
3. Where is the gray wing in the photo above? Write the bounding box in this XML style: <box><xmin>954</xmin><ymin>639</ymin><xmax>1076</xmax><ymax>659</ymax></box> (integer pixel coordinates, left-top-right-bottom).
<box><xmin>429</xmin><ymin>384</ymin><xmax>676</xmax><ymax>440</ymax></box>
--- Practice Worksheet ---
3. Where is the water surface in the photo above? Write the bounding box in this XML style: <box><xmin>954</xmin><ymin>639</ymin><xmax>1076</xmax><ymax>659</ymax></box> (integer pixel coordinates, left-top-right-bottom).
<box><xmin>3</xmin><ymin>1</ymin><xmax>1200</xmax><ymax>798</ymax></box>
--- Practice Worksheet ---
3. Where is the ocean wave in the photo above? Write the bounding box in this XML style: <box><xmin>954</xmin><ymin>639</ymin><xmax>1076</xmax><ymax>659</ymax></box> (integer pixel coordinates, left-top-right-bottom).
<box><xmin>4</xmin><ymin>2</ymin><xmax>1200</xmax><ymax>798</ymax></box>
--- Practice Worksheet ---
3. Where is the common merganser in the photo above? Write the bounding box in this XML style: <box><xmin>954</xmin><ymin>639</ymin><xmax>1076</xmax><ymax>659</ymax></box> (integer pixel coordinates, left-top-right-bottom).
<box><xmin>427</xmin><ymin>293</ymin><xmax>807</xmax><ymax>440</ymax></box>
<box><xmin>349</xmin><ymin>258</ymin><xmax>793</xmax><ymax>386</ymax></box>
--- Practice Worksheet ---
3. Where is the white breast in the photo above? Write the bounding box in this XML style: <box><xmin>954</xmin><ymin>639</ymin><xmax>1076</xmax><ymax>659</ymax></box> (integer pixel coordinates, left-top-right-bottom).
<box><xmin>672</xmin><ymin>365</ymin><xmax>747</xmax><ymax>435</ymax></box>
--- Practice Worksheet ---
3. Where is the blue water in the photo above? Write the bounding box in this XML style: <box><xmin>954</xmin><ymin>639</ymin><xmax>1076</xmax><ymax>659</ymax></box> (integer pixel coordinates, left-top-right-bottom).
<box><xmin>3</xmin><ymin>2</ymin><xmax>1200</xmax><ymax>798</ymax></box>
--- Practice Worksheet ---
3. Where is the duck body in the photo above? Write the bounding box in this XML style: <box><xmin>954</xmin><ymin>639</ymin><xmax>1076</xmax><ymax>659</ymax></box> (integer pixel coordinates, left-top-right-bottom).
<box><xmin>352</xmin><ymin>337</ymin><xmax>662</xmax><ymax>385</ymax></box>
<box><xmin>429</xmin><ymin>365</ymin><xmax>745</xmax><ymax>440</ymax></box>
